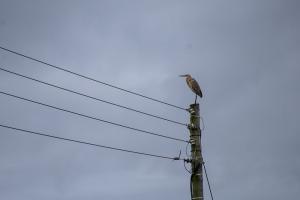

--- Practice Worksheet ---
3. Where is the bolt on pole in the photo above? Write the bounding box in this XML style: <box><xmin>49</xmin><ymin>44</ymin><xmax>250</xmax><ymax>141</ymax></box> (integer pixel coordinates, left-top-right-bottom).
<box><xmin>188</xmin><ymin>103</ymin><xmax>203</xmax><ymax>200</ymax></box>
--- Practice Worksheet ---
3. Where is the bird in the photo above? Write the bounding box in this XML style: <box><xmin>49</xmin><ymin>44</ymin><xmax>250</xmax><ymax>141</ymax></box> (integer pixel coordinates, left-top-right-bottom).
<box><xmin>180</xmin><ymin>74</ymin><xmax>203</xmax><ymax>104</ymax></box>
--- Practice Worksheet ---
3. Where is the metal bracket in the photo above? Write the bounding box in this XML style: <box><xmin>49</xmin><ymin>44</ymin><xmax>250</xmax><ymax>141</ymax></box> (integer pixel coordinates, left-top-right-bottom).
<box><xmin>184</xmin><ymin>157</ymin><xmax>204</xmax><ymax>164</ymax></box>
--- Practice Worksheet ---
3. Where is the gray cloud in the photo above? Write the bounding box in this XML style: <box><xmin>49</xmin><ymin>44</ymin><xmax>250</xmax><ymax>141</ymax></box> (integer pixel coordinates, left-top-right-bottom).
<box><xmin>0</xmin><ymin>0</ymin><xmax>299</xmax><ymax>199</ymax></box>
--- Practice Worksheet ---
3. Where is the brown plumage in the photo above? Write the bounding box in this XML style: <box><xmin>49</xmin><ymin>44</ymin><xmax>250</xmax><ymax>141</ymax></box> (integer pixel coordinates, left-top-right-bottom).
<box><xmin>180</xmin><ymin>74</ymin><xmax>203</xmax><ymax>104</ymax></box>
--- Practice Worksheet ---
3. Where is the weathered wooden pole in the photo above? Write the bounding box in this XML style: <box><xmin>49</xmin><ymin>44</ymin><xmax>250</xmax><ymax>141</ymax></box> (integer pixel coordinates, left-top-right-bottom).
<box><xmin>188</xmin><ymin>103</ymin><xmax>203</xmax><ymax>200</ymax></box>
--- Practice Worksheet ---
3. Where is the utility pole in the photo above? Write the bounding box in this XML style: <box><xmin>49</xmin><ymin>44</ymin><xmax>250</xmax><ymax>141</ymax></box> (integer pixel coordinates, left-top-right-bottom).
<box><xmin>188</xmin><ymin>103</ymin><xmax>203</xmax><ymax>200</ymax></box>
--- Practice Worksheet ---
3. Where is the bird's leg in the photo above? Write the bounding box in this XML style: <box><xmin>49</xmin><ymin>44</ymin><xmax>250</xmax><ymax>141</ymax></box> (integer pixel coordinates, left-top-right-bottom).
<box><xmin>194</xmin><ymin>94</ymin><xmax>197</xmax><ymax>104</ymax></box>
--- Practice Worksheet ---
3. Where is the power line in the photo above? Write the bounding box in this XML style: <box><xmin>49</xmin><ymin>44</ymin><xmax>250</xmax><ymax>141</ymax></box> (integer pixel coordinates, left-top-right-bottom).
<box><xmin>0</xmin><ymin>67</ymin><xmax>187</xmax><ymax>127</ymax></box>
<box><xmin>0</xmin><ymin>46</ymin><xmax>186</xmax><ymax>111</ymax></box>
<box><xmin>203</xmin><ymin>162</ymin><xmax>214</xmax><ymax>200</ymax></box>
<box><xmin>0</xmin><ymin>90</ymin><xmax>188</xmax><ymax>143</ymax></box>
<box><xmin>0</xmin><ymin>123</ymin><xmax>181</xmax><ymax>161</ymax></box>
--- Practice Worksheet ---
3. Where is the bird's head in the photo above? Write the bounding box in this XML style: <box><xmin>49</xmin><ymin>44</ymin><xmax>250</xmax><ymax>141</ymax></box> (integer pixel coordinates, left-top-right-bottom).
<box><xmin>179</xmin><ymin>74</ymin><xmax>191</xmax><ymax>78</ymax></box>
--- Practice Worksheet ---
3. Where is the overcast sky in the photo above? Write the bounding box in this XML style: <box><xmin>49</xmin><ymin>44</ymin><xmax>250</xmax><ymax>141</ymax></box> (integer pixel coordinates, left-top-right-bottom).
<box><xmin>0</xmin><ymin>0</ymin><xmax>299</xmax><ymax>199</ymax></box>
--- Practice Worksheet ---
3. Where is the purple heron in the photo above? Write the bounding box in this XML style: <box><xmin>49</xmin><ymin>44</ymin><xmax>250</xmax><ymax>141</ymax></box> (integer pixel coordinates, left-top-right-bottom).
<box><xmin>180</xmin><ymin>74</ymin><xmax>203</xmax><ymax>104</ymax></box>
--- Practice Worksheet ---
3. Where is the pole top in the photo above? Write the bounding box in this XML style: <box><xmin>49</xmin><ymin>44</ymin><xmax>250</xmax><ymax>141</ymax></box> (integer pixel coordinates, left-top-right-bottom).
<box><xmin>189</xmin><ymin>103</ymin><xmax>199</xmax><ymax>108</ymax></box>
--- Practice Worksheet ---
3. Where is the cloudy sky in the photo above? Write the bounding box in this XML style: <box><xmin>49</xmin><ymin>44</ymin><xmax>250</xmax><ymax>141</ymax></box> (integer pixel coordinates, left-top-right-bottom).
<box><xmin>0</xmin><ymin>0</ymin><xmax>299</xmax><ymax>199</ymax></box>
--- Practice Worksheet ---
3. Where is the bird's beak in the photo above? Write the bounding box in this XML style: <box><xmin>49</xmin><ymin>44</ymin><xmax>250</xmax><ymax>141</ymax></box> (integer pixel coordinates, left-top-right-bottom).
<box><xmin>179</xmin><ymin>75</ymin><xmax>186</xmax><ymax>77</ymax></box>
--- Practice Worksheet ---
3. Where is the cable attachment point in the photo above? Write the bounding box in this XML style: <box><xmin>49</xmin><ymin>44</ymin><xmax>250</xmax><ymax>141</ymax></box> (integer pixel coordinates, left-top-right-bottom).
<box><xmin>184</xmin><ymin>158</ymin><xmax>192</xmax><ymax>163</ymax></box>
<box><xmin>173</xmin><ymin>150</ymin><xmax>182</xmax><ymax>161</ymax></box>
<box><xmin>186</xmin><ymin>107</ymin><xmax>196</xmax><ymax>114</ymax></box>
<box><xmin>187</xmin><ymin>123</ymin><xmax>194</xmax><ymax>129</ymax></box>
<box><xmin>188</xmin><ymin>123</ymin><xmax>199</xmax><ymax>131</ymax></box>
<box><xmin>196</xmin><ymin>156</ymin><xmax>205</xmax><ymax>165</ymax></box>
<box><xmin>190</xmin><ymin>139</ymin><xmax>195</xmax><ymax>145</ymax></box>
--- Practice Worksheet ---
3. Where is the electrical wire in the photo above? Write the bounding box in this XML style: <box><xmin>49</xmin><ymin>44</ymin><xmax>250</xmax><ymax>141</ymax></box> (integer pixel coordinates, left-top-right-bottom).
<box><xmin>185</xmin><ymin>140</ymin><xmax>191</xmax><ymax>157</ymax></box>
<box><xmin>200</xmin><ymin>116</ymin><xmax>205</xmax><ymax>131</ymax></box>
<box><xmin>0</xmin><ymin>46</ymin><xmax>186</xmax><ymax>111</ymax></box>
<box><xmin>0</xmin><ymin>91</ymin><xmax>188</xmax><ymax>143</ymax></box>
<box><xmin>0</xmin><ymin>67</ymin><xmax>187</xmax><ymax>127</ymax></box>
<box><xmin>184</xmin><ymin>161</ymin><xmax>192</xmax><ymax>174</ymax></box>
<box><xmin>203</xmin><ymin>162</ymin><xmax>214</xmax><ymax>200</ymax></box>
<box><xmin>198</xmin><ymin>115</ymin><xmax>214</xmax><ymax>199</ymax></box>
<box><xmin>0</xmin><ymin>123</ymin><xmax>181</xmax><ymax>160</ymax></box>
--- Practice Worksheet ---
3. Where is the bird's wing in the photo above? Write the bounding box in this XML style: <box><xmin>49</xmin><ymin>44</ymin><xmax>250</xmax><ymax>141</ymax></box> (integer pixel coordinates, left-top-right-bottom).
<box><xmin>190</xmin><ymin>79</ymin><xmax>203</xmax><ymax>97</ymax></box>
